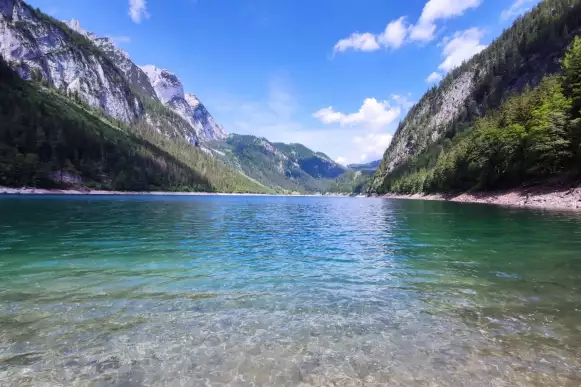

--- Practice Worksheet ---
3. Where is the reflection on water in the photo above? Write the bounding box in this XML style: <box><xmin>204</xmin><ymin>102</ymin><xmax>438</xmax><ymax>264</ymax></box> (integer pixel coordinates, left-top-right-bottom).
<box><xmin>0</xmin><ymin>196</ymin><xmax>580</xmax><ymax>386</ymax></box>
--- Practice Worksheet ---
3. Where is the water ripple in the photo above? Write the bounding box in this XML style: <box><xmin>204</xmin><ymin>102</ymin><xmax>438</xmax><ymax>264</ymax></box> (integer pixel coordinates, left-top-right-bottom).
<box><xmin>0</xmin><ymin>196</ymin><xmax>581</xmax><ymax>386</ymax></box>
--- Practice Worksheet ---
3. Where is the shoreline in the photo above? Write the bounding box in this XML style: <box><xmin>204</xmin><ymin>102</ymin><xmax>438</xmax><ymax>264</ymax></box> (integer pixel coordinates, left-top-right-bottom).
<box><xmin>378</xmin><ymin>185</ymin><xmax>581</xmax><ymax>211</ymax></box>
<box><xmin>0</xmin><ymin>186</ymin><xmax>354</xmax><ymax>198</ymax></box>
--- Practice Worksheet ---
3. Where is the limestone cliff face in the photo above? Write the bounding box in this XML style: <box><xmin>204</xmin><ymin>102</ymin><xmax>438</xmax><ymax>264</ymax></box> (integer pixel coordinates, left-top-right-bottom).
<box><xmin>0</xmin><ymin>0</ymin><xmax>141</xmax><ymax>122</ymax></box>
<box><xmin>140</xmin><ymin>65</ymin><xmax>227</xmax><ymax>141</ymax></box>
<box><xmin>375</xmin><ymin>70</ymin><xmax>477</xmax><ymax>183</ymax></box>
<box><xmin>0</xmin><ymin>1</ymin><xmax>231</xmax><ymax>145</ymax></box>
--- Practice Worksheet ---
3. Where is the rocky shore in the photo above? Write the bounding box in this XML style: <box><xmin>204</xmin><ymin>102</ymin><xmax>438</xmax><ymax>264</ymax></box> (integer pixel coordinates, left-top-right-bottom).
<box><xmin>0</xmin><ymin>186</ymin><xmax>350</xmax><ymax>197</ymax></box>
<box><xmin>379</xmin><ymin>185</ymin><xmax>581</xmax><ymax>211</ymax></box>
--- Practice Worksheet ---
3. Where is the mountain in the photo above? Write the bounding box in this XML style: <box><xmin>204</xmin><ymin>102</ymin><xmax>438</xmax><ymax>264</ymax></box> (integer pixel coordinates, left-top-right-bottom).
<box><xmin>0</xmin><ymin>0</ymin><xmax>270</xmax><ymax>193</ymax></box>
<box><xmin>272</xmin><ymin>143</ymin><xmax>346</xmax><ymax>179</ymax></box>
<box><xmin>209</xmin><ymin>135</ymin><xmax>347</xmax><ymax>193</ymax></box>
<box><xmin>372</xmin><ymin>0</ymin><xmax>581</xmax><ymax>193</ymax></box>
<box><xmin>140</xmin><ymin>65</ymin><xmax>226</xmax><ymax>141</ymax></box>
<box><xmin>0</xmin><ymin>0</ymin><xmax>347</xmax><ymax>193</ymax></box>
<box><xmin>327</xmin><ymin>170</ymin><xmax>373</xmax><ymax>194</ymax></box>
<box><xmin>348</xmin><ymin>160</ymin><xmax>380</xmax><ymax>171</ymax></box>
<box><xmin>0</xmin><ymin>1</ymin><xmax>140</xmax><ymax>123</ymax></box>
<box><xmin>64</xmin><ymin>19</ymin><xmax>158</xmax><ymax>102</ymax></box>
<box><xmin>0</xmin><ymin>55</ymin><xmax>270</xmax><ymax>193</ymax></box>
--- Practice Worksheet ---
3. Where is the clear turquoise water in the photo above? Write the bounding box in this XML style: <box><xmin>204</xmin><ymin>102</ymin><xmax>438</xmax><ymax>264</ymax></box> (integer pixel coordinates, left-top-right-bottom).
<box><xmin>1</xmin><ymin>196</ymin><xmax>581</xmax><ymax>386</ymax></box>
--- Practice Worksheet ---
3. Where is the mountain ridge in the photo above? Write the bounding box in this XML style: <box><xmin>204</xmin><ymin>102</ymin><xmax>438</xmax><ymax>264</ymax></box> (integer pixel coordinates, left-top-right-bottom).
<box><xmin>372</xmin><ymin>0</ymin><xmax>581</xmax><ymax>193</ymax></box>
<box><xmin>0</xmin><ymin>0</ymin><xmax>348</xmax><ymax>193</ymax></box>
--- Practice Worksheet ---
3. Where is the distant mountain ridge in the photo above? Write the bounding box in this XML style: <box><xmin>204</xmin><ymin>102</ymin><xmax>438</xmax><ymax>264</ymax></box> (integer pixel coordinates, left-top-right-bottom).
<box><xmin>209</xmin><ymin>135</ymin><xmax>348</xmax><ymax>193</ymax></box>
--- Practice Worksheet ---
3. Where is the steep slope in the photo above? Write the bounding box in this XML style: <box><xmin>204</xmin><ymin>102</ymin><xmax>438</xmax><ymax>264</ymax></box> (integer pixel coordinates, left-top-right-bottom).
<box><xmin>372</xmin><ymin>0</ymin><xmax>581</xmax><ymax>191</ymax></box>
<box><xmin>63</xmin><ymin>19</ymin><xmax>159</xmax><ymax>102</ymax></box>
<box><xmin>141</xmin><ymin>65</ymin><xmax>227</xmax><ymax>141</ymax></box>
<box><xmin>0</xmin><ymin>0</ymin><xmax>140</xmax><ymax>122</ymax></box>
<box><xmin>0</xmin><ymin>3</ymin><xmax>204</xmax><ymax>147</ymax></box>
<box><xmin>209</xmin><ymin>134</ymin><xmax>347</xmax><ymax>193</ymax></box>
<box><xmin>0</xmin><ymin>55</ymin><xmax>270</xmax><ymax>193</ymax></box>
<box><xmin>185</xmin><ymin>93</ymin><xmax>227</xmax><ymax>140</ymax></box>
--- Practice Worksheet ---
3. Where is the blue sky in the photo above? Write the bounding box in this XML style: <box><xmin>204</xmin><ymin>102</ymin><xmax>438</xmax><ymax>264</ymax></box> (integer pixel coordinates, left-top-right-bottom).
<box><xmin>28</xmin><ymin>0</ymin><xmax>540</xmax><ymax>165</ymax></box>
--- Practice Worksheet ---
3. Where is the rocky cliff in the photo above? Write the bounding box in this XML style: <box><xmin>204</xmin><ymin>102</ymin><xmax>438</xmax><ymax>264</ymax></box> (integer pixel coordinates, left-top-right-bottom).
<box><xmin>0</xmin><ymin>0</ymin><xmax>227</xmax><ymax>146</ymax></box>
<box><xmin>140</xmin><ymin>65</ymin><xmax>227</xmax><ymax>141</ymax></box>
<box><xmin>372</xmin><ymin>0</ymin><xmax>581</xmax><ymax>191</ymax></box>
<box><xmin>0</xmin><ymin>0</ymin><xmax>140</xmax><ymax>122</ymax></box>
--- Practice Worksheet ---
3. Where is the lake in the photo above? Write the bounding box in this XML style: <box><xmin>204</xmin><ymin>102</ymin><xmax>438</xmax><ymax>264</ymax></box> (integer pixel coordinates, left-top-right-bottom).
<box><xmin>0</xmin><ymin>196</ymin><xmax>580</xmax><ymax>386</ymax></box>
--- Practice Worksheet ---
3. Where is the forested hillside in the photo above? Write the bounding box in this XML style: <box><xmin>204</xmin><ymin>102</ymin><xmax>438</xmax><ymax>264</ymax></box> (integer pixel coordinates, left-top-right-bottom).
<box><xmin>0</xmin><ymin>57</ymin><xmax>271</xmax><ymax>193</ymax></box>
<box><xmin>379</xmin><ymin>38</ymin><xmax>581</xmax><ymax>194</ymax></box>
<box><xmin>208</xmin><ymin>135</ymin><xmax>347</xmax><ymax>193</ymax></box>
<box><xmin>373</xmin><ymin>0</ymin><xmax>581</xmax><ymax>193</ymax></box>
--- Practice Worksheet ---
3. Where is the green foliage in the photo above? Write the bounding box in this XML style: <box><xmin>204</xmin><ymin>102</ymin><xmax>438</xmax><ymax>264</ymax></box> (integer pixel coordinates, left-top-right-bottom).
<box><xmin>374</xmin><ymin>0</ymin><xmax>581</xmax><ymax>191</ymax></box>
<box><xmin>380</xmin><ymin>59</ymin><xmax>581</xmax><ymax>194</ymax></box>
<box><xmin>272</xmin><ymin>143</ymin><xmax>346</xmax><ymax>179</ymax></box>
<box><xmin>210</xmin><ymin>135</ymin><xmax>346</xmax><ymax>193</ymax></box>
<box><xmin>563</xmin><ymin>36</ymin><xmax>581</xmax><ymax>114</ymax></box>
<box><xmin>0</xmin><ymin>56</ymin><xmax>270</xmax><ymax>193</ymax></box>
<box><xmin>326</xmin><ymin>170</ymin><xmax>373</xmax><ymax>194</ymax></box>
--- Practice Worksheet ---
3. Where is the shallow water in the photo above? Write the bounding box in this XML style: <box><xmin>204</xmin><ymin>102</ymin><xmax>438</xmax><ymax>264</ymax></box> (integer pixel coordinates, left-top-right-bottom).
<box><xmin>0</xmin><ymin>196</ymin><xmax>580</xmax><ymax>386</ymax></box>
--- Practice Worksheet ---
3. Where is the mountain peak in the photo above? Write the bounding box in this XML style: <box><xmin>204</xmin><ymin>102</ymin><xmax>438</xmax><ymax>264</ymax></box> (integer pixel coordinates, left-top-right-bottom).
<box><xmin>64</xmin><ymin>19</ymin><xmax>96</xmax><ymax>40</ymax></box>
<box><xmin>185</xmin><ymin>93</ymin><xmax>201</xmax><ymax>109</ymax></box>
<box><xmin>140</xmin><ymin>65</ymin><xmax>184</xmax><ymax>104</ymax></box>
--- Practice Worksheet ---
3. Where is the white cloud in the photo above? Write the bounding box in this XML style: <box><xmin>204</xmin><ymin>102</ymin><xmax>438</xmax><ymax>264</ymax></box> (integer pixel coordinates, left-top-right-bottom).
<box><xmin>333</xmin><ymin>0</ymin><xmax>482</xmax><ymax>53</ymax></box>
<box><xmin>377</xmin><ymin>17</ymin><xmax>409</xmax><ymax>49</ymax></box>
<box><xmin>333</xmin><ymin>18</ymin><xmax>409</xmax><ymax>54</ymax></box>
<box><xmin>313</xmin><ymin>98</ymin><xmax>402</xmax><ymax>130</ymax></box>
<box><xmin>333</xmin><ymin>32</ymin><xmax>381</xmax><ymax>53</ymax></box>
<box><xmin>108</xmin><ymin>35</ymin><xmax>132</xmax><ymax>45</ymax></box>
<box><xmin>206</xmin><ymin>78</ymin><xmax>413</xmax><ymax>165</ymax></box>
<box><xmin>438</xmin><ymin>28</ymin><xmax>486</xmax><ymax>72</ymax></box>
<box><xmin>353</xmin><ymin>133</ymin><xmax>394</xmax><ymax>160</ymax></box>
<box><xmin>129</xmin><ymin>0</ymin><xmax>150</xmax><ymax>23</ymax></box>
<box><xmin>410</xmin><ymin>0</ymin><xmax>482</xmax><ymax>42</ymax></box>
<box><xmin>500</xmin><ymin>0</ymin><xmax>539</xmax><ymax>22</ymax></box>
<box><xmin>426</xmin><ymin>71</ymin><xmax>443</xmax><ymax>83</ymax></box>
<box><xmin>311</xmin><ymin>95</ymin><xmax>414</xmax><ymax>163</ymax></box>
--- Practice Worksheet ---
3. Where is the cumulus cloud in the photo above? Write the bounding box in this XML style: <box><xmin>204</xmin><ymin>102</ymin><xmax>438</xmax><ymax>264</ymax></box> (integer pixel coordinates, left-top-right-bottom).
<box><xmin>410</xmin><ymin>0</ymin><xmax>482</xmax><ymax>42</ymax></box>
<box><xmin>353</xmin><ymin>133</ymin><xmax>394</xmax><ymax>159</ymax></box>
<box><xmin>206</xmin><ymin>77</ymin><xmax>414</xmax><ymax>165</ymax></box>
<box><xmin>377</xmin><ymin>17</ymin><xmax>409</xmax><ymax>49</ymax></box>
<box><xmin>129</xmin><ymin>0</ymin><xmax>150</xmax><ymax>23</ymax></box>
<box><xmin>333</xmin><ymin>0</ymin><xmax>482</xmax><ymax>53</ymax></box>
<box><xmin>500</xmin><ymin>0</ymin><xmax>539</xmax><ymax>22</ymax></box>
<box><xmin>312</xmin><ymin>95</ymin><xmax>414</xmax><ymax>163</ymax></box>
<box><xmin>333</xmin><ymin>17</ymin><xmax>409</xmax><ymax>53</ymax></box>
<box><xmin>313</xmin><ymin>98</ymin><xmax>402</xmax><ymax>130</ymax></box>
<box><xmin>333</xmin><ymin>32</ymin><xmax>381</xmax><ymax>53</ymax></box>
<box><xmin>438</xmin><ymin>28</ymin><xmax>486</xmax><ymax>72</ymax></box>
<box><xmin>426</xmin><ymin>71</ymin><xmax>443</xmax><ymax>84</ymax></box>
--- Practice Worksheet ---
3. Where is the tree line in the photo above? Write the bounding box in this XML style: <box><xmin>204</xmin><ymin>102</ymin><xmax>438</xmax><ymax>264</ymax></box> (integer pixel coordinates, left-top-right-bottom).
<box><xmin>379</xmin><ymin>37</ymin><xmax>581</xmax><ymax>194</ymax></box>
<box><xmin>0</xmin><ymin>56</ymin><xmax>270</xmax><ymax>193</ymax></box>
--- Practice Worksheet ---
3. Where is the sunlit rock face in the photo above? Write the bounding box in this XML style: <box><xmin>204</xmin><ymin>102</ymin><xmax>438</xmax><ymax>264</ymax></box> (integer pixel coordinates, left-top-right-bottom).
<box><xmin>0</xmin><ymin>2</ymin><xmax>141</xmax><ymax>122</ymax></box>
<box><xmin>140</xmin><ymin>65</ymin><xmax>227</xmax><ymax>141</ymax></box>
